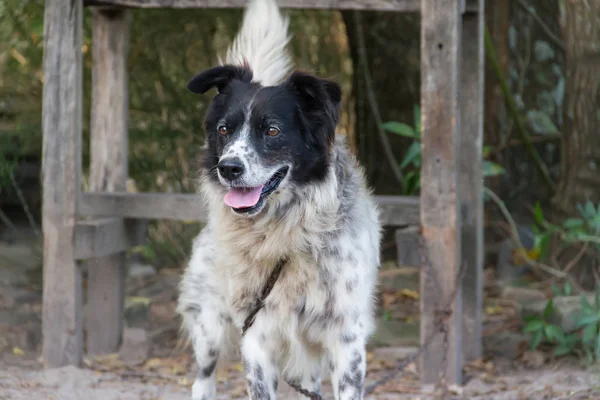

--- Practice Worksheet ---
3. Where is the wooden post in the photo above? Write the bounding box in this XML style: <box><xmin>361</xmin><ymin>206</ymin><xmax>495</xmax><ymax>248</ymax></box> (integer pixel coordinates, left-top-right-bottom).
<box><xmin>419</xmin><ymin>0</ymin><xmax>463</xmax><ymax>385</ymax></box>
<box><xmin>86</xmin><ymin>8</ymin><xmax>131</xmax><ymax>355</ymax></box>
<box><xmin>41</xmin><ymin>0</ymin><xmax>84</xmax><ymax>367</ymax></box>
<box><xmin>460</xmin><ymin>0</ymin><xmax>485</xmax><ymax>363</ymax></box>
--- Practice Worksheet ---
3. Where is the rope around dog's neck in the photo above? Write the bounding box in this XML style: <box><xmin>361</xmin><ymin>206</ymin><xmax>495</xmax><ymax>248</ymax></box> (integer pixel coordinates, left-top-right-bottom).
<box><xmin>241</xmin><ymin>257</ymin><xmax>323</xmax><ymax>400</ymax></box>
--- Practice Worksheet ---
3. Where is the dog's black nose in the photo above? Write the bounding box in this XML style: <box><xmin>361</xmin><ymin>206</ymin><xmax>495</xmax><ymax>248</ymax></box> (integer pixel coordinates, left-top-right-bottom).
<box><xmin>218</xmin><ymin>158</ymin><xmax>245</xmax><ymax>181</ymax></box>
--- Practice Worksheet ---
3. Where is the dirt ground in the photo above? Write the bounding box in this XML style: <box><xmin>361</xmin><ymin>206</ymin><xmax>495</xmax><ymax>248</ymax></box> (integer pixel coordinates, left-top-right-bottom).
<box><xmin>1</xmin><ymin>239</ymin><xmax>600</xmax><ymax>399</ymax></box>
<box><xmin>1</xmin><ymin>349</ymin><xmax>599</xmax><ymax>400</ymax></box>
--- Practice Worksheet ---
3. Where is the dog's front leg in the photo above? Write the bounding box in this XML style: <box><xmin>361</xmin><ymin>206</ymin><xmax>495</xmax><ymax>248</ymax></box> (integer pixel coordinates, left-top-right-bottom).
<box><xmin>329</xmin><ymin>334</ymin><xmax>367</xmax><ymax>400</ymax></box>
<box><xmin>241</xmin><ymin>322</ymin><xmax>278</xmax><ymax>400</ymax></box>
<box><xmin>179</xmin><ymin>292</ymin><xmax>226</xmax><ymax>400</ymax></box>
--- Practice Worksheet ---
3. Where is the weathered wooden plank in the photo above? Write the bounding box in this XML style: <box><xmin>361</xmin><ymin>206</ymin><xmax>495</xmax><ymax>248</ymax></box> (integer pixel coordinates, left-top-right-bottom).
<box><xmin>41</xmin><ymin>0</ymin><xmax>84</xmax><ymax>367</ymax></box>
<box><xmin>86</xmin><ymin>8</ymin><xmax>131</xmax><ymax>356</ymax></box>
<box><xmin>79</xmin><ymin>192</ymin><xmax>420</xmax><ymax>226</ymax></box>
<box><xmin>84</xmin><ymin>0</ymin><xmax>421</xmax><ymax>11</ymax></box>
<box><xmin>419</xmin><ymin>0</ymin><xmax>463</xmax><ymax>385</ymax></box>
<box><xmin>84</xmin><ymin>0</ymin><xmax>480</xmax><ymax>11</ymax></box>
<box><xmin>460</xmin><ymin>0</ymin><xmax>485</xmax><ymax>363</ymax></box>
<box><xmin>74</xmin><ymin>218</ymin><xmax>148</xmax><ymax>260</ymax></box>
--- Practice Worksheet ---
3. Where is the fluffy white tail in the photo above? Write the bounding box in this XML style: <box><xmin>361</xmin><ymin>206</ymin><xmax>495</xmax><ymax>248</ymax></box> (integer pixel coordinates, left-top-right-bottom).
<box><xmin>223</xmin><ymin>0</ymin><xmax>293</xmax><ymax>86</ymax></box>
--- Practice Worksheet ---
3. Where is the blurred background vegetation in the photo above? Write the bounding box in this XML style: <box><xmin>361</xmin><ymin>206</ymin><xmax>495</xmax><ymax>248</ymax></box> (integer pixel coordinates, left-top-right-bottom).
<box><xmin>0</xmin><ymin>0</ymin><xmax>599</xmax><ymax>290</ymax></box>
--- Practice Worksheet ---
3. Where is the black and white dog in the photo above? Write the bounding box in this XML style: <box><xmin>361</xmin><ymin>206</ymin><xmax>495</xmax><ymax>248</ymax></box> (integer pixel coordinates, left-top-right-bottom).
<box><xmin>177</xmin><ymin>1</ymin><xmax>381</xmax><ymax>399</ymax></box>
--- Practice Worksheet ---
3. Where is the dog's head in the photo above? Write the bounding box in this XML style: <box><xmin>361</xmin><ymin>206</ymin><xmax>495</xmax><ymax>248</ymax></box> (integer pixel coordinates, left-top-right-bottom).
<box><xmin>188</xmin><ymin>64</ymin><xmax>341</xmax><ymax>217</ymax></box>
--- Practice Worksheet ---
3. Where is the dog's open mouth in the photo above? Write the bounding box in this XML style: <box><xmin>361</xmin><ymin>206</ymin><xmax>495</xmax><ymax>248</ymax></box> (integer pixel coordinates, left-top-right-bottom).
<box><xmin>224</xmin><ymin>166</ymin><xmax>289</xmax><ymax>214</ymax></box>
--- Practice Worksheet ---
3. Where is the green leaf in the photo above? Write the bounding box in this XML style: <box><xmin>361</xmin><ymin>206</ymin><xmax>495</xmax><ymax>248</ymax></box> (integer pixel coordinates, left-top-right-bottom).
<box><xmin>524</xmin><ymin>319</ymin><xmax>544</xmax><ymax>333</ymax></box>
<box><xmin>595</xmin><ymin>289</ymin><xmax>600</xmax><ymax>310</ymax></box>
<box><xmin>531</xmin><ymin>330</ymin><xmax>543</xmax><ymax>350</ymax></box>
<box><xmin>482</xmin><ymin>160</ymin><xmax>506</xmax><ymax>177</ymax></box>
<box><xmin>577</xmin><ymin>314</ymin><xmax>600</xmax><ymax>328</ymax></box>
<box><xmin>534</xmin><ymin>232</ymin><xmax>551</xmax><ymax>261</ymax></box>
<box><xmin>563</xmin><ymin>218</ymin><xmax>584</xmax><ymax>229</ymax></box>
<box><xmin>544</xmin><ymin>324</ymin><xmax>564</xmax><ymax>343</ymax></box>
<box><xmin>482</xmin><ymin>146</ymin><xmax>494</xmax><ymax>158</ymax></box>
<box><xmin>382</xmin><ymin>122</ymin><xmax>418</xmax><ymax>139</ymax></box>
<box><xmin>526</xmin><ymin>109</ymin><xmax>560</xmax><ymax>135</ymax></box>
<box><xmin>554</xmin><ymin>345</ymin><xmax>571</xmax><ymax>356</ymax></box>
<box><xmin>595</xmin><ymin>333</ymin><xmax>600</xmax><ymax>360</ymax></box>
<box><xmin>564</xmin><ymin>281</ymin><xmax>572</xmax><ymax>296</ymax></box>
<box><xmin>400</xmin><ymin>141</ymin><xmax>422</xmax><ymax>170</ymax></box>
<box><xmin>402</xmin><ymin>171</ymin><xmax>420</xmax><ymax>196</ymax></box>
<box><xmin>543</xmin><ymin>299</ymin><xmax>554</xmax><ymax>320</ymax></box>
<box><xmin>582</xmin><ymin>323</ymin><xmax>597</xmax><ymax>344</ymax></box>
<box><xmin>534</xmin><ymin>202</ymin><xmax>545</xmax><ymax>225</ymax></box>
<box><xmin>383</xmin><ymin>310</ymin><xmax>392</xmax><ymax>321</ymax></box>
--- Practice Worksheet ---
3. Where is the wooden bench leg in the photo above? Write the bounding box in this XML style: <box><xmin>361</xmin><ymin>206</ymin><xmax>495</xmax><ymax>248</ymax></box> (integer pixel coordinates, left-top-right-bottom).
<box><xmin>460</xmin><ymin>0</ymin><xmax>485</xmax><ymax>363</ymax></box>
<box><xmin>419</xmin><ymin>0</ymin><xmax>463</xmax><ymax>386</ymax></box>
<box><xmin>86</xmin><ymin>8</ymin><xmax>131</xmax><ymax>355</ymax></box>
<box><xmin>41</xmin><ymin>0</ymin><xmax>84</xmax><ymax>367</ymax></box>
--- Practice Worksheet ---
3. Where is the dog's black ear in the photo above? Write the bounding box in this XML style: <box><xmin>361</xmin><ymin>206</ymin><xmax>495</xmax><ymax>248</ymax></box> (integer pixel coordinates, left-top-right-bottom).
<box><xmin>286</xmin><ymin>71</ymin><xmax>342</xmax><ymax>143</ymax></box>
<box><xmin>187</xmin><ymin>64</ymin><xmax>253</xmax><ymax>94</ymax></box>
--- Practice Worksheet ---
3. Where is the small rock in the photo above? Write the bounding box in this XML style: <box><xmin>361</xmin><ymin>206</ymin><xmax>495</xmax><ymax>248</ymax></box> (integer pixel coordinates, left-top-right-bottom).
<box><xmin>522</xmin><ymin>294</ymin><xmax>595</xmax><ymax>333</ymax></box>
<box><xmin>502</xmin><ymin>286</ymin><xmax>547</xmax><ymax>305</ymax></box>
<box><xmin>118</xmin><ymin>327</ymin><xmax>149</xmax><ymax>366</ymax></box>
<box><xmin>128</xmin><ymin>263</ymin><xmax>156</xmax><ymax>279</ymax></box>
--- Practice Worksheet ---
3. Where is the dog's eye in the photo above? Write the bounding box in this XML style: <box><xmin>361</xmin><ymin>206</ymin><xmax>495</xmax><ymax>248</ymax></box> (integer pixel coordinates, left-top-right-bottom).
<box><xmin>267</xmin><ymin>127</ymin><xmax>280</xmax><ymax>137</ymax></box>
<box><xmin>218</xmin><ymin>125</ymin><xmax>228</xmax><ymax>136</ymax></box>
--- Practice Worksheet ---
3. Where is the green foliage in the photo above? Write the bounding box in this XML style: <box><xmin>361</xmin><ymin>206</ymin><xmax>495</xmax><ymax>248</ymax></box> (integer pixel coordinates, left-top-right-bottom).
<box><xmin>382</xmin><ymin>104</ymin><xmax>505</xmax><ymax>196</ymax></box>
<box><xmin>524</xmin><ymin>283</ymin><xmax>600</xmax><ymax>363</ymax></box>
<box><xmin>524</xmin><ymin>298</ymin><xmax>567</xmax><ymax>352</ymax></box>
<box><xmin>531</xmin><ymin>200</ymin><xmax>600</xmax><ymax>262</ymax></box>
<box><xmin>578</xmin><ymin>291</ymin><xmax>600</xmax><ymax>363</ymax></box>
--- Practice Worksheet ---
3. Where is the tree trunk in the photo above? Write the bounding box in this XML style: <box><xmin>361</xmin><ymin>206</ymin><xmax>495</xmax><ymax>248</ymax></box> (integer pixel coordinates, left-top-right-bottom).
<box><xmin>341</xmin><ymin>11</ymin><xmax>420</xmax><ymax>195</ymax></box>
<box><xmin>552</xmin><ymin>0</ymin><xmax>600</xmax><ymax>216</ymax></box>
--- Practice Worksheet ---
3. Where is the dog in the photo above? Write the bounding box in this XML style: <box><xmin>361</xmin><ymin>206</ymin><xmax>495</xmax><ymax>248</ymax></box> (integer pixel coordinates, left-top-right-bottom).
<box><xmin>177</xmin><ymin>0</ymin><xmax>381</xmax><ymax>399</ymax></box>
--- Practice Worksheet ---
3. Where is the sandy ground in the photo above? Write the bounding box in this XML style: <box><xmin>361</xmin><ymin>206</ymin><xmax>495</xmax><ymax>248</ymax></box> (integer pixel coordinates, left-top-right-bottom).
<box><xmin>1</xmin><ymin>348</ymin><xmax>599</xmax><ymax>400</ymax></box>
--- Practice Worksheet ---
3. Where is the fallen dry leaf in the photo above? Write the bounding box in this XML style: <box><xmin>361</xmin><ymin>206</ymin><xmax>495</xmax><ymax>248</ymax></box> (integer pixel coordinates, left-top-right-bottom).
<box><xmin>12</xmin><ymin>346</ymin><xmax>24</xmax><ymax>356</ymax></box>
<box><xmin>400</xmin><ymin>289</ymin><xmax>419</xmax><ymax>300</ymax></box>
<box><xmin>485</xmin><ymin>305</ymin><xmax>504</xmax><ymax>315</ymax></box>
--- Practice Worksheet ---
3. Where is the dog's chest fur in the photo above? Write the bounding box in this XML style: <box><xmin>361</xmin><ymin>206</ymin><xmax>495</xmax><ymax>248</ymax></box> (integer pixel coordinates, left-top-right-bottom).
<box><xmin>200</xmin><ymin>142</ymin><xmax>380</xmax><ymax>341</ymax></box>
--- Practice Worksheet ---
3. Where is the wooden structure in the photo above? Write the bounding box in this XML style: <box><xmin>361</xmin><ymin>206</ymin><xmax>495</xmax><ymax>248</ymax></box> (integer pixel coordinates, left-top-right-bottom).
<box><xmin>42</xmin><ymin>0</ymin><xmax>484</xmax><ymax>386</ymax></box>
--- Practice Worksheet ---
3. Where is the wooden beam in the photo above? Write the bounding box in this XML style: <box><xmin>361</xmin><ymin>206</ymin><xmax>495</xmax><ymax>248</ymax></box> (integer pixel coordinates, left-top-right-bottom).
<box><xmin>460</xmin><ymin>0</ymin><xmax>484</xmax><ymax>363</ymax></box>
<box><xmin>41</xmin><ymin>0</ymin><xmax>84</xmax><ymax>367</ymax></box>
<box><xmin>86</xmin><ymin>8</ymin><xmax>132</xmax><ymax>356</ymax></box>
<box><xmin>80</xmin><ymin>192</ymin><xmax>209</xmax><ymax>221</ymax></box>
<box><xmin>419</xmin><ymin>0</ymin><xmax>463</xmax><ymax>386</ymax></box>
<box><xmin>74</xmin><ymin>218</ymin><xmax>148</xmax><ymax>260</ymax></box>
<box><xmin>79</xmin><ymin>192</ymin><xmax>420</xmax><ymax>226</ymax></box>
<box><xmin>84</xmin><ymin>0</ymin><xmax>421</xmax><ymax>12</ymax></box>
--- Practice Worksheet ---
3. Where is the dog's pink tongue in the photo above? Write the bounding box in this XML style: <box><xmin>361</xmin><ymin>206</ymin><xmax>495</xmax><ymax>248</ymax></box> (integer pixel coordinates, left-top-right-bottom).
<box><xmin>224</xmin><ymin>186</ymin><xmax>264</xmax><ymax>208</ymax></box>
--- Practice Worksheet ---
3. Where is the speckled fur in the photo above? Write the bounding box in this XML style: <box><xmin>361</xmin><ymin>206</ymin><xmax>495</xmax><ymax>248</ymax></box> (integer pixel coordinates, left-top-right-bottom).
<box><xmin>177</xmin><ymin>1</ymin><xmax>381</xmax><ymax>400</ymax></box>
<box><xmin>179</xmin><ymin>139</ymin><xmax>380</xmax><ymax>400</ymax></box>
